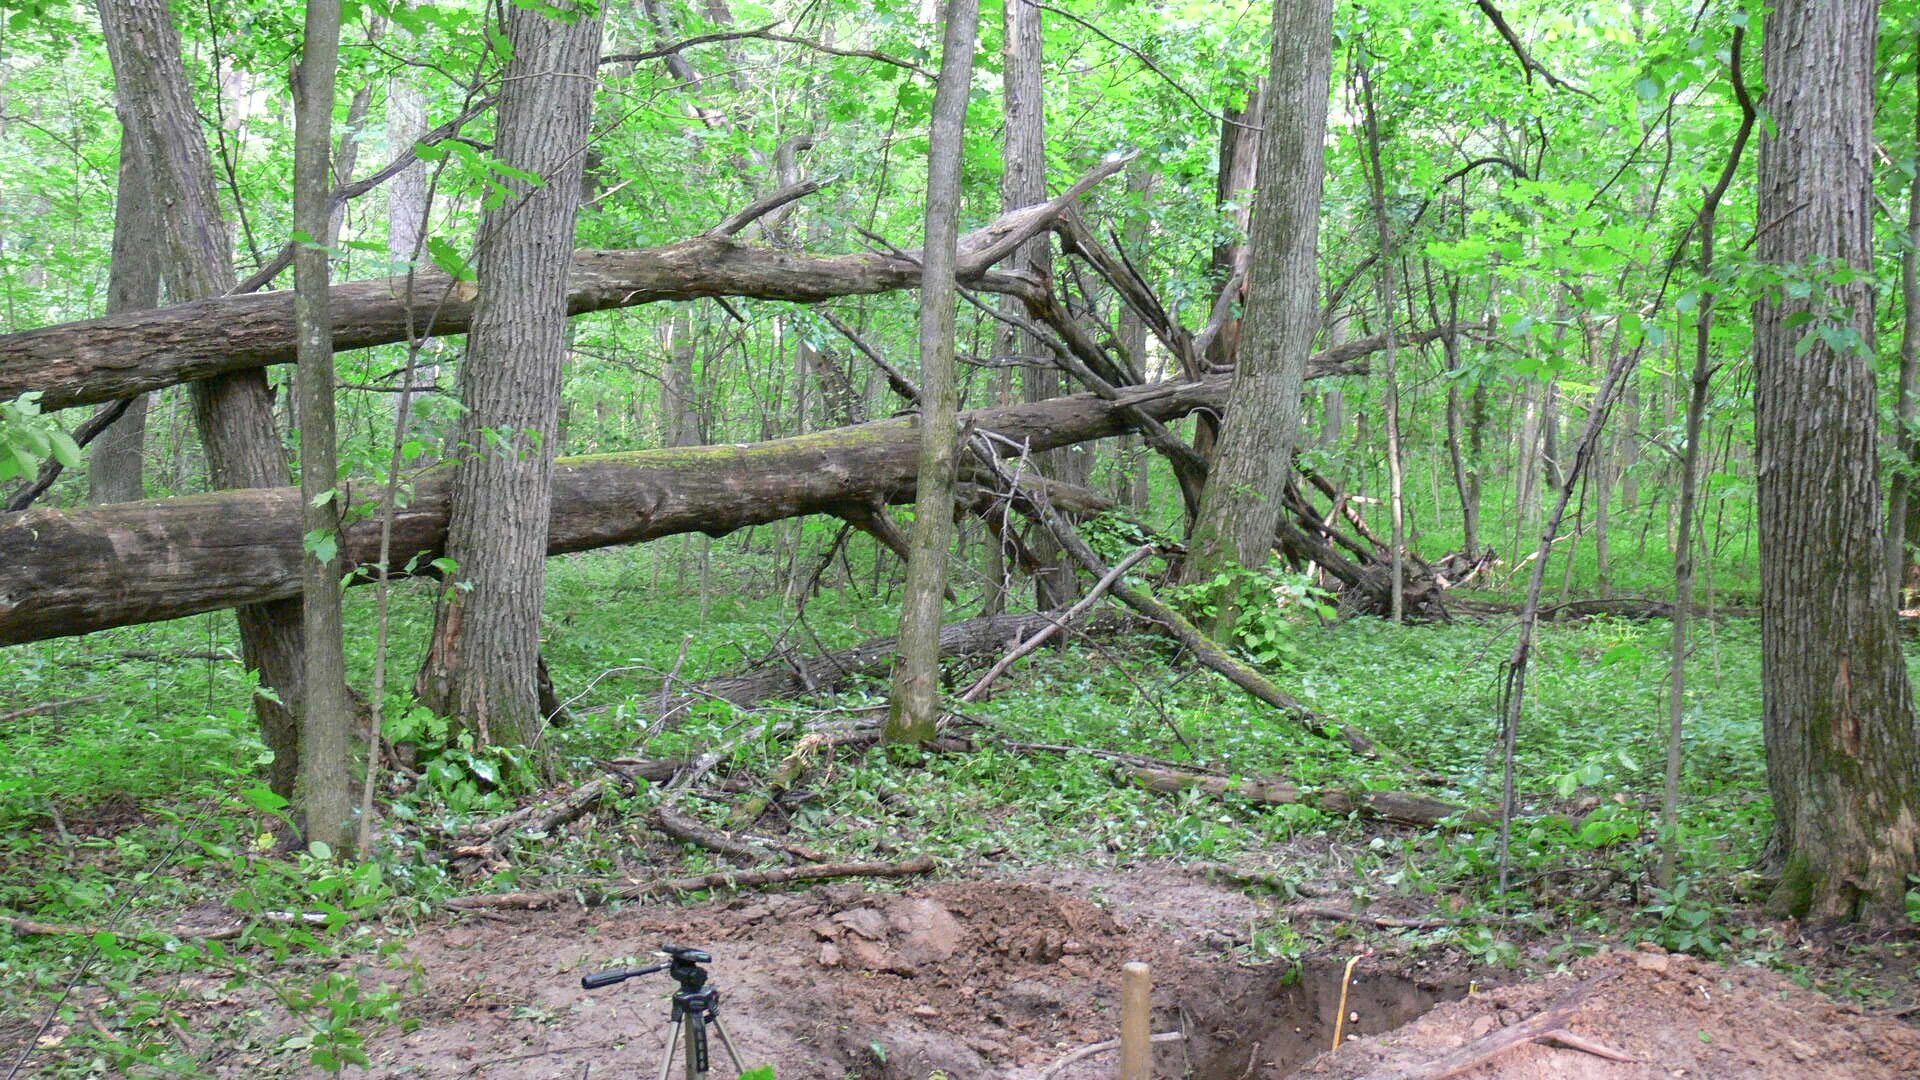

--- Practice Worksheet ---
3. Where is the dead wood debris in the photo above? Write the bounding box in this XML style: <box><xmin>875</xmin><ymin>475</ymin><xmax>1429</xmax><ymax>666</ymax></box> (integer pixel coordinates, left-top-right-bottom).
<box><xmin>442</xmin><ymin>855</ymin><xmax>937</xmax><ymax>911</ymax></box>
<box><xmin>1356</xmin><ymin>972</ymin><xmax>1631</xmax><ymax>1080</ymax></box>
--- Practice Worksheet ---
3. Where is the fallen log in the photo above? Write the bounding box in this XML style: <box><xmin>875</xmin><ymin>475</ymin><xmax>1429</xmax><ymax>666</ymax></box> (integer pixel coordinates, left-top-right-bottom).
<box><xmin>1119</xmin><ymin>765</ymin><xmax>1486</xmax><ymax>828</ymax></box>
<box><xmin>0</xmin><ymin>157</ymin><xmax>1129</xmax><ymax>412</ymax></box>
<box><xmin>0</xmin><ymin>374</ymin><xmax>1261</xmax><ymax>644</ymax></box>
<box><xmin>666</xmin><ymin>610</ymin><xmax>1111</xmax><ymax>724</ymax></box>
<box><xmin>442</xmin><ymin>854</ymin><xmax>937</xmax><ymax>911</ymax></box>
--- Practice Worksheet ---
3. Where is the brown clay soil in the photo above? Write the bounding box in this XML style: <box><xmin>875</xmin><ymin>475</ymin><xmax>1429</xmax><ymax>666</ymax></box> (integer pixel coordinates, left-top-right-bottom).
<box><xmin>145</xmin><ymin>865</ymin><xmax>1918</xmax><ymax>1079</ymax></box>
<box><xmin>1299</xmin><ymin>945</ymin><xmax>1920</xmax><ymax>1080</ymax></box>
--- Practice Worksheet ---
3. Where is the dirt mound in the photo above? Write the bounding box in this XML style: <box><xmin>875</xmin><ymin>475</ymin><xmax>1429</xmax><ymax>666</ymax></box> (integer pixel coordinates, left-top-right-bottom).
<box><xmin>342</xmin><ymin>879</ymin><xmax>1174</xmax><ymax>1079</ymax></box>
<box><xmin>1296</xmin><ymin>945</ymin><xmax>1920</xmax><ymax>1080</ymax></box>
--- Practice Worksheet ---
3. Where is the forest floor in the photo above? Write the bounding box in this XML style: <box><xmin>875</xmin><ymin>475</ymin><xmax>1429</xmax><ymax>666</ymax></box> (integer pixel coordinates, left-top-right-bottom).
<box><xmin>27</xmin><ymin>859</ymin><xmax>1917</xmax><ymax>1079</ymax></box>
<box><xmin>3</xmin><ymin>545</ymin><xmax>1918</xmax><ymax>1077</ymax></box>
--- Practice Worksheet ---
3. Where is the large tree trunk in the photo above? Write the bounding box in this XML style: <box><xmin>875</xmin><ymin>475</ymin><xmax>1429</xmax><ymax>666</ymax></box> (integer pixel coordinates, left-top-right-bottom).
<box><xmin>0</xmin><ymin>373</ymin><xmax>1267</xmax><ymax>643</ymax></box>
<box><xmin>97</xmin><ymin>0</ymin><xmax>308</xmax><ymax>798</ymax></box>
<box><xmin>86</xmin><ymin>112</ymin><xmax>161</xmax><ymax>505</ymax></box>
<box><xmin>414</xmin><ymin>1</ymin><xmax>603</xmax><ymax>751</ymax></box>
<box><xmin>1753</xmin><ymin>0</ymin><xmax>1920</xmax><ymax>921</ymax></box>
<box><xmin>885</xmin><ymin>0</ymin><xmax>977</xmax><ymax>745</ymax></box>
<box><xmin>0</xmin><ymin>166</ymin><xmax>1126</xmax><ymax>413</ymax></box>
<box><xmin>1182</xmin><ymin>0</ymin><xmax>1333</xmax><ymax>590</ymax></box>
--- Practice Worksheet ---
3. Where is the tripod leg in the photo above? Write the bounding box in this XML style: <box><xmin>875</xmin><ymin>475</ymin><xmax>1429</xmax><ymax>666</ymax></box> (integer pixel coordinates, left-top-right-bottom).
<box><xmin>709</xmin><ymin>1016</ymin><xmax>748</xmax><ymax>1077</ymax></box>
<box><xmin>659</xmin><ymin>1017</ymin><xmax>682</xmax><ymax>1080</ymax></box>
<box><xmin>684</xmin><ymin>1013</ymin><xmax>708</xmax><ymax>1080</ymax></box>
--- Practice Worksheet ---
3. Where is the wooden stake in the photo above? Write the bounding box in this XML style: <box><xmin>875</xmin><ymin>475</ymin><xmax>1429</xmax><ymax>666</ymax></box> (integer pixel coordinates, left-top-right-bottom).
<box><xmin>1120</xmin><ymin>961</ymin><xmax>1152</xmax><ymax>1080</ymax></box>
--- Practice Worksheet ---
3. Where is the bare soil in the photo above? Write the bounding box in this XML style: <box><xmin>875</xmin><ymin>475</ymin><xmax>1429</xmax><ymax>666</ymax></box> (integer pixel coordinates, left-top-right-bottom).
<box><xmin>134</xmin><ymin>866</ymin><xmax>1919</xmax><ymax>1079</ymax></box>
<box><xmin>1299</xmin><ymin>945</ymin><xmax>1920</xmax><ymax>1080</ymax></box>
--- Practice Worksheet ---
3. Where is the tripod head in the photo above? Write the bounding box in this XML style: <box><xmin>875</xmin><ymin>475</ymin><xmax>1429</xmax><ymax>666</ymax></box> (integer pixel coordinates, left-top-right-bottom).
<box><xmin>580</xmin><ymin>944</ymin><xmax>713</xmax><ymax>992</ymax></box>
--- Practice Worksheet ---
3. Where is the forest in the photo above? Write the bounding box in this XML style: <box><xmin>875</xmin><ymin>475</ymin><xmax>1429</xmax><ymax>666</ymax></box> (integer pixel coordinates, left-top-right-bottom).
<box><xmin>1</xmin><ymin>0</ymin><xmax>1918</xmax><ymax>1076</ymax></box>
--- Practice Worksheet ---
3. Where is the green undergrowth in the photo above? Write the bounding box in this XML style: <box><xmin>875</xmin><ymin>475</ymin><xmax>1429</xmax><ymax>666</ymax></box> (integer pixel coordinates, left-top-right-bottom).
<box><xmin>0</xmin><ymin>540</ymin><xmax>1903</xmax><ymax>1076</ymax></box>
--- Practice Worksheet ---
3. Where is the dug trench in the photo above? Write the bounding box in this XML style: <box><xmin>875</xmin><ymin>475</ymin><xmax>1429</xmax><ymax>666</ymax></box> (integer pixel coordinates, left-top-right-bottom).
<box><xmin>92</xmin><ymin>866</ymin><xmax>1920</xmax><ymax>1078</ymax></box>
<box><xmin>202</xmin><ymin>870</ymin><xmax>1473</xmax><ymax>1079</ymax></box>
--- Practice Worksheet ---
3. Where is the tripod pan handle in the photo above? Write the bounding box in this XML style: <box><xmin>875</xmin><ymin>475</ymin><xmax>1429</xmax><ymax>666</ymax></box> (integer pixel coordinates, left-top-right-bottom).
<box><xmin>581</xmin><ymin>968</ymin><xmax>635</xmax><ymax>989</ymax></box>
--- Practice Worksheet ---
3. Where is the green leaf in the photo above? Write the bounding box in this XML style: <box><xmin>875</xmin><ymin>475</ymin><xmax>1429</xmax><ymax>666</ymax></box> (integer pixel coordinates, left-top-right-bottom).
<box><xmin>304</xmin><ymin>528</ymin><xmax>339</xmax><ymax>564</ymax></box>
<box><xmin>426</xmin><ymin>236</ymin><xmax>476</xmax><ymax>282</ymax></box>
<box><xmin>47</xmin><ymin>427</ymin><xmax>81</xmax><ymax>468</ymax></box>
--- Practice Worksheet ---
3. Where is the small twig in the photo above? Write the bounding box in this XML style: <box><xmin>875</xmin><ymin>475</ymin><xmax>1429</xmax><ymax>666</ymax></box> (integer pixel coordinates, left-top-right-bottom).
<box><xmin>959</xmin><ymin>544</ymin><xmax>1153</xmax><ymax>702</ymax></box>
<box><xmin>1291</xmin><ymin>905</ymin><xmax>1457</xmax><ymax>931</ymax></box>
<box><xmin>0</xmin><ymin>695</ymin><xmax>109</xmax><ymax>724</ymax></box>
<box><xmin>1022</xmin><ymin>0</ymin><xmax>1249</xmax><ymax>129</ymax></box>
<box><xmin>1470</xmin><ymin>0</ymin><xmax>1594</xmax><ymax>98</ymax></box>
<box><xmin>1037</xmin><ymin>1031</ymin><xmax>1183</xmax><ymax>1079</ymax></box>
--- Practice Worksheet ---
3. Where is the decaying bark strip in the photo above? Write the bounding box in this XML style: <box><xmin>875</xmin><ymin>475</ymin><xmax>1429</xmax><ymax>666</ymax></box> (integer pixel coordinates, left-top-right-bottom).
<box><xmin>442</xmin><ymin>855</ymin><xmax>937</xmax><ymax>910</ymax></box>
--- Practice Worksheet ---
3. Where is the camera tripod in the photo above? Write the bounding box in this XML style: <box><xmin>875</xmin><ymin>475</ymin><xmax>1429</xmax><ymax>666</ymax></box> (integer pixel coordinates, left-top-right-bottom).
<box><xmin>581</xmin><ymin>945</ymin><xmax>750</xmax><ymax>1080</ymax></box>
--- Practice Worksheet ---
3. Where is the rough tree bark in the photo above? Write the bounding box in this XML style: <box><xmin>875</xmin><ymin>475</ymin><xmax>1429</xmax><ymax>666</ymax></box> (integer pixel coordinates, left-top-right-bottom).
<box><xmin>415</xmin><ymin>1</ymin><xmax>604</xmax><ymax>751</ymax></box>
<box><xmin>1199</xmin><ymin>80</ymin><xmax>1264</xmax><ymax>460</ymax></box>
<box><xmin>86</xmin><ymin>110</ymin><xmax>160</xmax><ymax>505</ymax></box>
<box><xmin>97</xmin><ymin>0</ymin><xmax>308</xmax><ymax>797</ymax></box>
<box><xmin>291</xmin><ymin>0</ymin><xmax>353</xmax><ymax>850</ymax></box>
<box><xmin>886</xmin><ymin>0</ymin><xmax>978</xmax><ymax>744</ymax></box>
<box><xmin>0</xmin><ymin>369</ymin><xmax>1355</xmax><ymax>644</ymax></box>
<box><xmin>1752</xmin><ymin>0</ymin><xmax>1920</xmax><ymax>920</ymax></box>
<box><xmin>1182</xmin><ymin>0</ymin><xmax>1333</xmax><ymax>597</ymax></box>
<box><xmin>1003</xmin><ymin>0</ymin><xmax>1083</xmax><ymax>609</ymax></box>
<box><xmin>0</xmin><ymin>167</ymin><xmax>1129</xmax><ymax>413</ymax></box>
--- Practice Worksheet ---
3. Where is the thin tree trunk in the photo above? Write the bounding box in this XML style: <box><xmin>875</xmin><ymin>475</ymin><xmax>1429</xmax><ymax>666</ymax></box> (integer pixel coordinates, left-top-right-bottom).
<box><xmin>416</xmin><ymin>1</ymin><xmax>603</xmax><ymax>751</ymax></box>
<box><xmin>885</xmin><ymin>0</ymin><xmax>978</xmax><ymax>744</ymax></box>
<box><xmin>1888</xmin><ymin>32</ymin><xmax>1920</xmax><ymax>602</ymax></box>
<box><xmin>1359</xmin><ymin>61</ymin><xmax>1405</xmax><ymax>622</ymax></box>
<box><xmin>1198</xmin><ymin>81</ymin><xmax>1265</xmax><ymax>460</ymax></box>
<box><xmin>87</xmin><ymin>114</ymin><xmax>161</xmax><ymax>505</ymax></box>
<box><xmin>1753</xmin><ymin>0</ymin><xmax>1920</xmax><ymax>920</ymax></box>
<box><xmin>291</xmin><ymin>0</ymin><xmax>353</xmax><ymax>850</ymax></box>
<box><xmin>1118</xmin><ymin>168</ymin><xmax>1156</xmax><ymax>515</ymax></box>
<box><xmin>1182</xmin><ymin>0</ymin><xmax>1334</xmax><ymax>598</ymax></box>
<box><xmin>1002</xmin><ymin>0</ymin><xmax>1079</xmax><ymax>608</ymax></box>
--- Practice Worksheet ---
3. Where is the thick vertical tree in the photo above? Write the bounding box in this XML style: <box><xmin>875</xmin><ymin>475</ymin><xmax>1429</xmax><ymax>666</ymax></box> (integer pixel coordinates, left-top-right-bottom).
<box><xmin>1752</xmin><ymin>0</ymin><xmax>1920</xmax><ymax>919</ymax></box>
<box><xmin>86</xmin><ymin>119</ymin><xmax>159</xmax><ymax>505</ymax></box>
<box><xmin>1182</xmin><ymin>0</ymin><xmax>1334</xmax><ymax>591</ymax></box>
<box><xmin>415</xmin><ymin>0</ymin><xmax>603</xmax><ymax>749</ymax></box>
<box><xmin>97</xmin><ymin>0</ymin><xmax>310</xmax><ymax>797</ymax></box>
<box><xmin>885</xmin><ymin>0</ymin><xmax>978</xmax><ymax>744</ymax></box>
<box><xmin>291</xmin><ymin>0</ymin><xmax>352</xmax><ymax>849</ymax></box>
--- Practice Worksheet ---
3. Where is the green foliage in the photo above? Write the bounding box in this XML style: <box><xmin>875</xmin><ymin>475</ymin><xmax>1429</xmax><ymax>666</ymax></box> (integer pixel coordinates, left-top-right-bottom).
<box><xmin>0</xmin><ymin>392</ymin><xmax>80</xmax><ymax>484</ymax></box>
<box><xmin>1169</xmin><ymin>560</ymin><xmax>1334</xmax><ymax>668</ymax></box>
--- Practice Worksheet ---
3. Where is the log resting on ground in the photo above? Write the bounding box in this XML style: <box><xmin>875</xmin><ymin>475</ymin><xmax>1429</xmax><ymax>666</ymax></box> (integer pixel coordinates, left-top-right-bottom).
<box><xmin>0</xmin><ymin>156</ymin><xmax>1131</xmax><ymax>412</ymax></box>
<box><xmin>6</xmin><ymin>367</ymin><xmax>1368</xmax><ymax>644</ymax></box>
